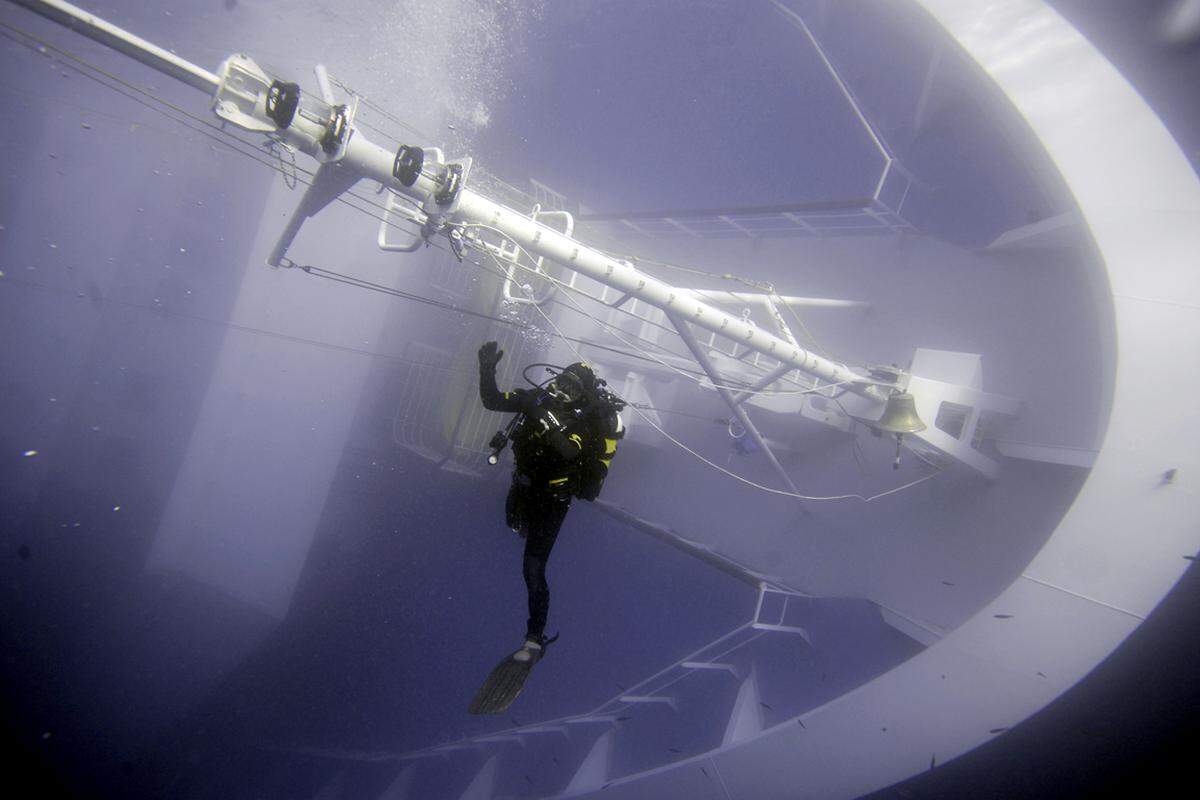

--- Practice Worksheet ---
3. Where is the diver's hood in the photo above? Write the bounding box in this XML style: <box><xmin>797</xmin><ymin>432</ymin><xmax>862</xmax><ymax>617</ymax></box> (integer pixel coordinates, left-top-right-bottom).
<box><xmin>560</xmin><ymin>362</ymin><xmax>596</xmax><ymax>392</ymax></box>
<box><xmin>544</xmin><ymin>362</ymin><xmax>598</xmax><ymax>406</ymax></box>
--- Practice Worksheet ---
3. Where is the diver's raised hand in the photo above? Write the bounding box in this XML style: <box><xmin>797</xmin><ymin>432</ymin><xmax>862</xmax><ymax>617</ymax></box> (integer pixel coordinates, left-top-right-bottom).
<box><xmin>478</xmin><ymin>341</ymin><xmax>504</xmax><ymax>370</ymax></box>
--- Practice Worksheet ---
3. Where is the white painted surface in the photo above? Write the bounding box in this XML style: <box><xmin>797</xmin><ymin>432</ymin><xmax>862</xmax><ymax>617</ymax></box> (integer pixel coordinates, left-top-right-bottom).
<box><xmin>573</xmin><ymin>0</ymin><xmax>1200</xmax><ymax>796</ymax></box>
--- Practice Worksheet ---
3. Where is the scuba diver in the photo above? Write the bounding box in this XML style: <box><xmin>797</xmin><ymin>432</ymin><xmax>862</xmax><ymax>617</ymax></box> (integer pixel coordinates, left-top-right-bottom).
<box><xmin>469</xmin><ymin>340</ymin><xmax>624</xmax><ymax>714</ymax></box>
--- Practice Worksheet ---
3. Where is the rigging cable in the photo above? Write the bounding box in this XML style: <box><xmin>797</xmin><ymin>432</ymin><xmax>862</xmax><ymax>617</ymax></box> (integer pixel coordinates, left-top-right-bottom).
<box><xmin>292</xmin><ymin>260</ymin><xmax>708</xmax><ymax>376</ymax></box>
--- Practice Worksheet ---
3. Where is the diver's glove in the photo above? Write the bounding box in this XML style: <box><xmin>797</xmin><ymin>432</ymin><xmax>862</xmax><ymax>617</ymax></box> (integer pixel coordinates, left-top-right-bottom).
<box><xmin>478</xmin><ymin>341</ymin><xmax>504</xmax><ymax>371</ymax></box>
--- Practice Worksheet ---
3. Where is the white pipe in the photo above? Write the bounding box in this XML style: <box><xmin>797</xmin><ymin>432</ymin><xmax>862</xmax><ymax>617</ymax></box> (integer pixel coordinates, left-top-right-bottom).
<box><xmin>8</xmin><ymin>0</ymin><xmax>220</xmax><ymax>94</ymax></box>
<box><xmin>313</xmin><ymin>63</ymin><xmax>335</xmax><ymax>105</ymax></box>
<box><xmin>685</xmin><ymin>289</ymin><xmax>870</xmax><ymax>310</ymax></box>
<box><xmin>668</xmin><ymin>310</ymin><xmax>803</xmax><ymax>499</ymax></box>
<box><xmin>501</xmin><ymin>207</ymin><xmax>573</xmax><ymax>305</ymax></box>
<box><xmin>453</xmin><ymin>191</ymin><xmax>887</xmax><ymax>403</ymax></box>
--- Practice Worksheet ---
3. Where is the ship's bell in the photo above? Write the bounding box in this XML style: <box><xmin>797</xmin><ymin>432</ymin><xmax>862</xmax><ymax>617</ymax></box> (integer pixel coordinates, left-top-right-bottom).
<box><xmin>876</xmin><ymin>392</ymin><xmax>927</xmax><ymax>434</ymax></box>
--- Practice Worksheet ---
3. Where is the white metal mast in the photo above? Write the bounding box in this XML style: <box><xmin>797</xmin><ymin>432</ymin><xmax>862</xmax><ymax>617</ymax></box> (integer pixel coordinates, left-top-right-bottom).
<box><xmin>8</xmin><ymin>0</ymin><xmax>1020</xmax><ymax>485</ymax></box>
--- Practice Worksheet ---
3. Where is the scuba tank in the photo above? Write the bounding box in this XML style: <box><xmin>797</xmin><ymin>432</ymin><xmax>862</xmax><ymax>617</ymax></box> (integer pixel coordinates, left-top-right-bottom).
<box><xmin>573</xmin><ymin>381</ymin><xmax>625</xmax><ymax>502</ymax></box>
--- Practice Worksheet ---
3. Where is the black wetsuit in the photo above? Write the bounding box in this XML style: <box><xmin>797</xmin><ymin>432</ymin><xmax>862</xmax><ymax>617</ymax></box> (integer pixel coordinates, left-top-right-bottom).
<box><xmin>479</xmin><ymin>365</ymin><xmax>589</xmax><ymax>641</ymax></box>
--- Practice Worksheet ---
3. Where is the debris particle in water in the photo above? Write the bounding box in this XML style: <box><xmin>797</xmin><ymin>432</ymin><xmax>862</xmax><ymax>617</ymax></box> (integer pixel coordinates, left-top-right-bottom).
<box><xmin>42</xmin><ymin>732</ymin><xmax>52</xmax><ymax>741</ymax></box>
<box><xmin>81</xmin><ymin>123</ymin><xmax>91</xmax><ymax>130</ymax></box>
<box><xmin>112</xmin><ymin>506</ymin><xmax>121</xmax><ymax>512</ymax></box>
<box><xmin>993</xmin><ymin>614</ymin><xmax>1014</xmax><ymax>619</ymax></box>
<box><xmin>23</xmin><ymin>450</ymin><xmax>38</xmax><ymax>457</ymax></box>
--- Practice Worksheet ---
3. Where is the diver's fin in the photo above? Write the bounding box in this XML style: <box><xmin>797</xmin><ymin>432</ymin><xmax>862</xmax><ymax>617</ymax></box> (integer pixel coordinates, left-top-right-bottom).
<box><xmin>469</xmin><ymin>652</ymin><xmax>534</xmax><ymax>715</ymax></box>
<box><xmin>468</xmin><ymin>634</ymin><xmax>558</xmax><ymax>715</ymax></box>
